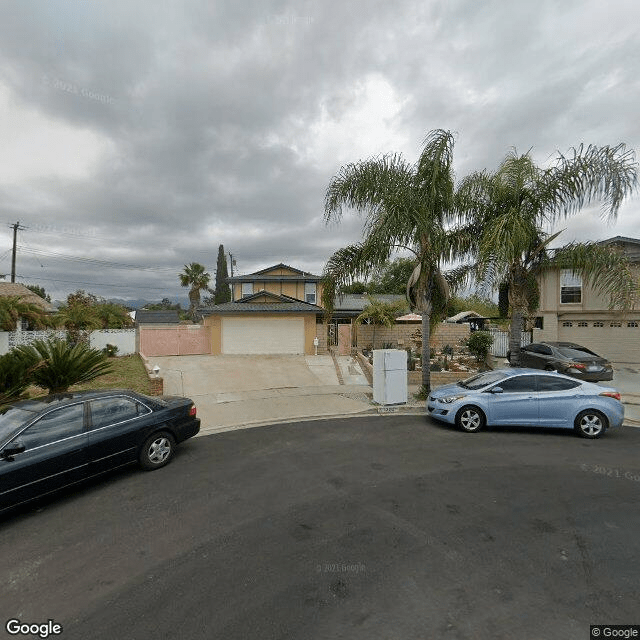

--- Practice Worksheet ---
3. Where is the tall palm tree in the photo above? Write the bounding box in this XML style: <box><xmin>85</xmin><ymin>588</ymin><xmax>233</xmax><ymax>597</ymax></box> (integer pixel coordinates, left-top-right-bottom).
<box><xmin>323</xmin><ymin>129</ymin><xmax>469</xmax><ymax>393</ymax></box>
<box><xmin>456</xmin><ymin>144</ymin><xmax>638</xmax><ymax>366</ymax></box>
<box><xmin>179</xmin><ymin>263</ymin><xmax>211</xmax><ymax>320</ymax></box>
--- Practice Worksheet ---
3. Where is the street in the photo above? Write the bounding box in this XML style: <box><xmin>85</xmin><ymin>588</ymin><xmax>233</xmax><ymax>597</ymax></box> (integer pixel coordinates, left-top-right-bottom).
<box><xmin>1</xmin><ymin>416</ymin><xmax>639</xmax><ymax>639</ymax></box>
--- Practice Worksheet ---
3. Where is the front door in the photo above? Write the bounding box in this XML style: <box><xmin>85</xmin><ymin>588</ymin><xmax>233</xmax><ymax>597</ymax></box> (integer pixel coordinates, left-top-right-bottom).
<box><xmin>338</xmin><ymin>323</ymin><xmax>351</xmax><ymax>355</ymax></box>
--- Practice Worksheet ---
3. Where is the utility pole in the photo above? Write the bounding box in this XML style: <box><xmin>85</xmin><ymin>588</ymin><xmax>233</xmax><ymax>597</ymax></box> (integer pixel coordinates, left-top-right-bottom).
<box><xmin>228</xmin><ymin>252</ymin><xmax>235</xmax><ymax>277</ymax></box>
<box><xmin>10</xmin><ymin>221</ymin><xmax>25</xmax><ymax>283</ymax></box>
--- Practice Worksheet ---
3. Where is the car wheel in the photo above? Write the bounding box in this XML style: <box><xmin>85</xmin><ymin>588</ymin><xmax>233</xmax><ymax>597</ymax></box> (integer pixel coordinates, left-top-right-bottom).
<box><xmin>455</xmin><ymin>406</ymin><xmax>486</xmax><ymax>433</ymax></box>
<box><xmin>139</xmin><ymin>431</ymin><xmax>175</xmax><ymax>470</ymax></box>
<box><xmin>574</xmin><ymin>410</ymin><xmax>608</xmax><ymax>439</ymax></box>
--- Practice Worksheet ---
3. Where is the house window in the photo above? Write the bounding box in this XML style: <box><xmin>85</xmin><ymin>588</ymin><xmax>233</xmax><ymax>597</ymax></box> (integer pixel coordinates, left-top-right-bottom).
<box><xmin>562</xmin><ymin>321</ymin><xmax>573</xmax><ymax>327</ymax></box>
<box><xmin>304</xmin><ymin>282</ymin><xmax>317</xmax><ymax>304</ymax></box>
<box><xmin>610</xmin><ymin>321</ymin><xmax>622</xmax><ymax>328</ymax></box>
<box><xmin>560</xmin><ymin>270</ymin><xmax>582</xmax><ymax>303</ymax></box>
<box><xmin>628</xmin><ymin>321</ymin><xmax>639</xmax><ymax>328</ymax></box>
<box><xmin>241</xmin><ymin>282</ymin><xmax>253</xmax><ymax>298</ymax></box>
<box><xmin>577</xmin><ymin>321</ymin><xmax>588</xmax><ymax>327</ymax></box>
<box><xmin>593</xmin><ymin>321</ymin><xmax>604</xmax><ymax>327</ymax></box>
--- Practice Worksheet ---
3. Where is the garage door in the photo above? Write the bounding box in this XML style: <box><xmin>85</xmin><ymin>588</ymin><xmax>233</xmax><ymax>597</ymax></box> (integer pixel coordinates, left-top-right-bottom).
<box><xmin>558</xmin><ymin>319</ymin><xmax>640</xmax><ymax>362</ymax></box>
<box><xmin>222</xmin><ymin>317</ymin><xmax>305</xmax><ymax>354</ymax></box>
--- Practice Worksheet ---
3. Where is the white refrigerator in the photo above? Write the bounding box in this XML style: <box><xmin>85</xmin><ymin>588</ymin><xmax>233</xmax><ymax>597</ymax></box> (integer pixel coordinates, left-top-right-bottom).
<box><xmin>373</xmin><ymin>349</ymin><xmax>408</xmax><ymax>405</ymax></box>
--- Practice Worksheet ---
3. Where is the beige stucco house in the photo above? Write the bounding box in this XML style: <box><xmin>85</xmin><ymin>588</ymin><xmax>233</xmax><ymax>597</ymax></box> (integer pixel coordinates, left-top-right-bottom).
<box><xmin>202</xmin><ymin>264</ymin><xmax>325</xmax><ymax>355</ymax></box>
<box><xmin>533</xmin><ymin>236</ymin><xmax>640</xmax><ymax>362</ymax></box>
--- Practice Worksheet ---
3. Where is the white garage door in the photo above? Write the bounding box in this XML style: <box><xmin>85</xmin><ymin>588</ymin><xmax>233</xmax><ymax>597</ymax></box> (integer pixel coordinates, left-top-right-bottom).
<box><xmin>557</xmin><ymin>319</ymin><xmax>640</xmax><ymax>362</ymax></box>
<box><xmin>222</xmin><ymin>317</ymin><xmax>305</xmax><ymax>354</ymax></box>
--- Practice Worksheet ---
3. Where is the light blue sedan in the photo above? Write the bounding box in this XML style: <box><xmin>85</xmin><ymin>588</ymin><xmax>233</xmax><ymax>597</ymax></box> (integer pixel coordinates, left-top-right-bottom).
<box><xmin>427</xmin><ymin>368</ymin><xmax>624</xmax><ymax>438</ymax></box>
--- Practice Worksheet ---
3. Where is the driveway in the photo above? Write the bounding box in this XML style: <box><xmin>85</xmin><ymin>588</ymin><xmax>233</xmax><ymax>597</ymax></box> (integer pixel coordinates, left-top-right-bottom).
<box><xmin>147</xmin><ymin>354</ymin><xmax>373</xmax><ymax>432</ymax></box>
<box><xmin>2</xmin><ymin>415</ymin><xmax>639</xmax><ymax>639</ymax></box>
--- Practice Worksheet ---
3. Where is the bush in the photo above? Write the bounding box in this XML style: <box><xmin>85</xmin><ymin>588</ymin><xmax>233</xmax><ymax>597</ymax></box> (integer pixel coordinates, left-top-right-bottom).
<box><xmin>466</xmin><ymin>331</ymin><xmax>494</xmax><ymax>363</ymax></box>
<box><xmin>430</xmin><ymin>360</ymin><xmax>442</xmax><ymax>372</ymax></box>
<box><xmin>442</xmin><ymin>344</ymin><xmax>454</xmax><ymax>356</ymax></box>
<box><xmin>102</xmin><ymin>343</ymin><xmax>119</xmax><ymax>357</ymax></box>
<box><xmin>0</xmin><ymin>351</ymin><xmax>42</xmax><ymax>403</ymax></box>
<box><xmin>15</xmin><ymin>338</ymin><xmax>113</xmax><ymax>395</ymax></box>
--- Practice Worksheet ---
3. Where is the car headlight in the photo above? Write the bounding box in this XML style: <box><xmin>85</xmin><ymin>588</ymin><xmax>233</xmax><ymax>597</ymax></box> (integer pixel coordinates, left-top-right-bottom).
<box><xmin>438</xmin><ymin>394</ymin><xmax>467</xmax><ymax>404</ymax></box>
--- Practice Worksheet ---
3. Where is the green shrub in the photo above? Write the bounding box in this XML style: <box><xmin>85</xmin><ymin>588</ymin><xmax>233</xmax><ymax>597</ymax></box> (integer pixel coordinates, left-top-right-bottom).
<box><xmin>442</xmin><ymin>344</ymin><xmax>454</xmax><ymax>356</ymax></box>
<box><xmin>430</xmin><ymin>360</ymin><xmax>442</xmax><ymax>372</ymax></box>
<box><xmin>102</xmin><ymin>343</ymin><xmax>119</xmax><ymax>357</ymax></box>
<box><xmin>466</xmin><ymin>331</ymin><xmax>494</xmax><ymax>362</ymax></box>
<box><xmin>0</xmin><ymin>351</ymin><xmax>43</xmax><ymax>403</ymax></box>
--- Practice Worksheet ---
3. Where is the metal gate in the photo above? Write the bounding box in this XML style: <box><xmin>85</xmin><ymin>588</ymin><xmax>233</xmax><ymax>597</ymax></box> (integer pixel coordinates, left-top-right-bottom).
<box><xmin>487</xmin><ymin>329</ymin><xmax>532</xmax><ymax>358</ymax></box>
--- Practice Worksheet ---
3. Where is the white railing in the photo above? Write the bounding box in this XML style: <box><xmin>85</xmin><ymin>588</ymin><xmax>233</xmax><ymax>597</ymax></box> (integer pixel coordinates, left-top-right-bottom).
<box><xmin>487</xmin><ymin>329</ymin><xmax>532</xmax><ymax>358</ymax></box>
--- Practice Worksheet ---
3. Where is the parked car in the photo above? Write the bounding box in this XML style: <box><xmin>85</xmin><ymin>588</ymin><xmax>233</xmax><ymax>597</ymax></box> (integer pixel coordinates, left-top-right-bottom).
<box><xmin>0</xmin><ymin>390</ymin><xmax>200</xmax><ymax>513</ymax></box>
<box><xmin>506</xmin><ymin>341</ymin><xmax>613</xmax><ymax>381</ymax></box>
<box><xmin>427</xmin><ymin>368</ymin><xmax>623</xmax><ymax>438</ymax></box>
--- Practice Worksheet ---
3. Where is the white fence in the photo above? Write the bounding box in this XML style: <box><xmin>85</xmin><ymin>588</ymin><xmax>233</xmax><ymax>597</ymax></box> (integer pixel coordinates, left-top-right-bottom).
<box><xmin>487</xmin><ymin>329</ymin><xmax>532</xmax><ymax>358</ymax></box>
<box><xmin>0</xmin><ymin>329</ymin><xmax>136</xmax><ymax>356</ymax></box>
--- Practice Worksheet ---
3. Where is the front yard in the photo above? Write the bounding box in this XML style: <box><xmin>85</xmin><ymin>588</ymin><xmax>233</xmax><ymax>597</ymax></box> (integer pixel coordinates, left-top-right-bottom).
<box><xmin>26</xmin><ymin>354</ymin><xmax>152</xmax><ymax>398</ymax></box>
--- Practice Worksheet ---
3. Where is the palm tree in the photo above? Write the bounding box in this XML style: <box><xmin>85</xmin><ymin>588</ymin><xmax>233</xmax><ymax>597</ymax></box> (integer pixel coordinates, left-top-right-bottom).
<box><xmin>179</xmin><ymin>263</ymin><xmax>211</xmax><ymax>320</ymax></box>
<box><xmin>456</xmin><ymin>144</ymin><xmax>638</xmax><ymax>366</ymax></box>
<box><xmin>0</xmin><ymin>296</ymin><xmax>53</xmax><ymax>331</ymax></box>
<box><xmin>15</xmin><ymin>338</ymin><xmax>113</xmax><ymax>395</ymax></box>
<box><xmin>355</xmin><ymin>296</ymin><xmax>409</xmax><ymax>349</ymax></box>
<box><xmin>323</xmin><ymin>129</ymin><xmax>469</xmax><ymax>393</ymax></box>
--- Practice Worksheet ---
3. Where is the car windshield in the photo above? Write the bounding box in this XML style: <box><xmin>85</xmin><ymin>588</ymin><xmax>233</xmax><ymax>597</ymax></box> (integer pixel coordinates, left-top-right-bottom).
<box><xmin>458</xmin><ymin>371</ymin><xmax>508</xmax><ymax>390</ymax></box>
<box><xmin>556</xmin><ymin>346</ymin><xmax>600</xmax><ymax>359</ymax></box>
<box><xmin>0</xmin><ymin>406</ymin><xmax>36</xmax><ymax>444</ymax></box>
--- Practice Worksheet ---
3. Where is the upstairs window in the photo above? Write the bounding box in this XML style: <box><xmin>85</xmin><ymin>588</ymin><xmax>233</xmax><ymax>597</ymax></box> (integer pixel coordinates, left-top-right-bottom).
<box><xmin>304</xmin><ymin>282</ymin><xmax>317</xmax><ymax>304</ymax></box>
<box><xmin>241</xmin><ymin>282</ymin><xmax>253</xmax><ymax>298</ymax></box>
<box><xmin>560</xmin><ymin>269</ymin><xmax>582</xmax><ymax>303</ymax></box>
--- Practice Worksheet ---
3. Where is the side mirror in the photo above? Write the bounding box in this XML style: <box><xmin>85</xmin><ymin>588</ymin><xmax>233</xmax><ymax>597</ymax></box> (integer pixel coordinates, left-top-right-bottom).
<box><xmin>490</xmin><ymin>386</ymin><xmax>503</xmax><ymax>394</ymax></box>
<box><xmin>2</xmin><ymin>439</ymin><xmax>26</xmax><ymax>459</ymax></box>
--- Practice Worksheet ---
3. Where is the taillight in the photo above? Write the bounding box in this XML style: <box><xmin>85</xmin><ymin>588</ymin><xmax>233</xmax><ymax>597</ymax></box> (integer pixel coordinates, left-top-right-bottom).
<box><xmin>599</xmin><ymin>391</ymin><xmax>621</xmax><ymax>401</ymax></box>
<box><xmin>189</xmin><ymin>405</ymin><xmax>197</xmax><ymax>417</ymax></box>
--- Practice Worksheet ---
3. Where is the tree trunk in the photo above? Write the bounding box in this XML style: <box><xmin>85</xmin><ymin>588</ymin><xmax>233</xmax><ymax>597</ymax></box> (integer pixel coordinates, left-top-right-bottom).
<box><xmin>420</xmin><ymin>293</ymin><xmax>432</xmax><ymax>392</ymax></box>
<box><xmin>509</xmin><ymin>309</ymin><xmax>524</xmax><ymax>367</ymax></box>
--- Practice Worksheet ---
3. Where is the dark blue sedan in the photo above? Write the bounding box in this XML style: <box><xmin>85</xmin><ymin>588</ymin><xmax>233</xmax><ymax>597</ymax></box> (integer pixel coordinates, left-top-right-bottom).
<box><xmin>0</xmin><ymin>390</ymin><xmax>200</xmax><ymax>513</ymax></box>
<box><xmin>427</xmin><ymin>368</ymin><xmax>624</xmax><ymax>438</ymax></box>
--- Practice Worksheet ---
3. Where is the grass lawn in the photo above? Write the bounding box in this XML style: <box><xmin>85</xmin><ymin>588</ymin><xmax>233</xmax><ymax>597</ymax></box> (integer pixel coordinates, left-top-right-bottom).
<box><xmin>26</xmin><ymin>354</ymin><xmax>152</xmax><ymax>398</ymax></box>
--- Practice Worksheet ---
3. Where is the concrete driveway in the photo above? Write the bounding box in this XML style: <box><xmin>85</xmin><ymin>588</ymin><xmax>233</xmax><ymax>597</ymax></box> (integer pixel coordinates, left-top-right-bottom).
<box><xmin>147</xmin><ymin>354</ymin><xmax>373</xmax><ymax>433</ymax></box>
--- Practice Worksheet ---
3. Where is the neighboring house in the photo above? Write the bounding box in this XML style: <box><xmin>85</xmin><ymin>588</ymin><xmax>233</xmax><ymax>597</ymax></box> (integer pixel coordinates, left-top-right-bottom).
<box><xmin>202</xmin><ymin>264</ymin><xmax>324</xmax><ymax>355</ymax></box>
<box><xmin>0</xmin><ymin>282</ymin><xmax>56</xmax><ymax>329</ymax></box>
<box><xmin>534</xmin><ymin>236</ymin><xmax>640</xmax><ymax>362</ymax></box>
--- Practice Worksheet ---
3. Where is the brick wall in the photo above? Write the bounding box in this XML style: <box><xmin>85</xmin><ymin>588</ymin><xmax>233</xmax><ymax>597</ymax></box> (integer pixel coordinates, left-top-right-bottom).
<box><xmin>356</xmin><ymin>322</ymin><xmax>470</xmax><ymax>350</ymax></box>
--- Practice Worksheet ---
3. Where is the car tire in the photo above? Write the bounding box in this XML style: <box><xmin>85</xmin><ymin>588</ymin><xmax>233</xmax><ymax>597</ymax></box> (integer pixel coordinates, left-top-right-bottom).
<box><xmin>455</xmin><ymin>406</ymin><xmax>486</xmax><ymax>433</ymax></box>
<box><xmin>574</xmin><ymin>410</ymin><xmax>607</xmax><ymax>439</ymax></box>
<box><xmin>139</xmin><ymin>431</ymin><xmax>176</xmax><ymax>470</ymax></box>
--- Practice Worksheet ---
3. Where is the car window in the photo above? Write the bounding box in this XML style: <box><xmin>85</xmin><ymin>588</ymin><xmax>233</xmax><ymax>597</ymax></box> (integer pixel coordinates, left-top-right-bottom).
<box><xmin>555</xmin><ymin>346</ymin><xmax>600</xmax><ymax>359</ymax></box>
<box><xmin>17</xmin><ymin>404</ymin><xmax>85</xmax><ymax>449</ymax></box>
<box><xmin>459</xmin><ymin>371</ymin><xmax>508</xmax><ymax>390</ymax></box>
<box><xmin>89</xmin><ymin>397</ymin><xmax>151</xmax><ymax>430</ymax></box>
<box><xmin>495</xmin><ymin>375</ymin><xmax>538</xmax><ymax>393</ymax></box>
<box><xmin>0</xmin><ymin>406</ymin><xmax>37</xmax><ymax>444</ymax></box>
<box><xmin>536</xmin><ymin>375</ymin><xmax>581</xmax><ymax>392</ymax></box>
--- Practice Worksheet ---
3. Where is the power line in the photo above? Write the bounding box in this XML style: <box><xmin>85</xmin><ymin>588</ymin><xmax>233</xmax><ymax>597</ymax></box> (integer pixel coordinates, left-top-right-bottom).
<box><xmin>17</xmin><ymin>274</ymin><xmax>172</xmax><ymax>291</ymax></box>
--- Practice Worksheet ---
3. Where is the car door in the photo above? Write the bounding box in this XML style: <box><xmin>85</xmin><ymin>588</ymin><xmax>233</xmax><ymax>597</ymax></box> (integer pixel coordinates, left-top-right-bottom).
<box><xmin>86</xmin><ymin>395</ymin><xmax>156</xmax><ymax>475</ymax></box>
<box><xmin>0</xmin><ymin>403</ymin><xmax>88</xmax><ymax>511</ymax></box>
<box><xmin>535</xmin><ymin>375</ymin><xmax>582</xmax><ymax>427</ymax></box>
<box><xmin>486</xmin><ymin>375</ymin><xmax>539</xmax><ymax>426</ymax></box>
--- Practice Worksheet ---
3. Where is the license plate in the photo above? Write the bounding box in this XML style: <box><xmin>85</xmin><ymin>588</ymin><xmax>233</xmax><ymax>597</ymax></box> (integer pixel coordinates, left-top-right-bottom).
<box><xmin>586</xmin><ymin>365</ymin><xmax>601</xmax><ymax>372</ymax></box>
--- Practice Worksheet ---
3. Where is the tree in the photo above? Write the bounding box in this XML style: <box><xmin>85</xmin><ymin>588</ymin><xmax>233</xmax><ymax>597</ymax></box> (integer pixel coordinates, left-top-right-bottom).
<box><xmin>456</xmin><ymin>144</ymin><xmax>639</xmax><ymax>366</ymax></box>
<box><xmin>355</xmin><ymin>296</ymin><xmax>408</xmax><ymax>349</ymax></box>
<box><xmin>94</xmin><ymin>301</ymin><xmax>134</xmax><ymax>329</ymax></box>
<box><xmin>373</xmin><ymin>258</ymin><xmax>417</xmax><ymax>295</ymax></box>
<box><xmin>25</xmin><ymin>284</ymin><xmax>51</xmax><ymax>303</ymax></box>
<box><xmin>323</xmin><ymin>129</ymin><xmax>469</xmax><ymax>393</ymax></box>
<box><xmin>15</xmin><ymin>338</ymin><xmax>113</xmax><ymax>394</ymax></box>
<box><xmin>179</xmin><ymin>263</ymin><xmax>211</xmax><ymax>320</ymax></box>
<box><xmin>54</xmin><ymin>290</ymin><xmax>102</xmax><ymax>344</ymax></box>
<box><xmin>0</xmin><ymin>296</ymin><xmax>53</xmax><ymax>331</ymax></box>
<box><xmin>213</xmin><ymin>245</ymin><xmax>231</xmax><ymax>304</ymax></box>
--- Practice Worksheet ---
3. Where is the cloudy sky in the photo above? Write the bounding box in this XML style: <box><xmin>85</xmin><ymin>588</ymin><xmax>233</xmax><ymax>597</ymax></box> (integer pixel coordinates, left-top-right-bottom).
<box><xmin>0</xmin><ymin>0</ymin><xmax>638</xmax><ymax>305</ymax></box>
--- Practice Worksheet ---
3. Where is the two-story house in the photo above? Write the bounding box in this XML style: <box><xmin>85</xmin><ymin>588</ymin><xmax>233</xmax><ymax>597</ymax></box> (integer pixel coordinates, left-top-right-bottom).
<box><xmin>533</xmin><ymin>236</ymin><xmax>640</xmax><ymax>362</ymax></box>
<box><xmin>201</xmin><ymin>264</ymin><xmax>325</xmax><ymax>355</ymax></box>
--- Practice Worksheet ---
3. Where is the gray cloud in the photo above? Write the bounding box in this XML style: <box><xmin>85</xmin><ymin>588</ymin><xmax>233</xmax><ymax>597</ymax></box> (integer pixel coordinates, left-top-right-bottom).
<box><xmin>0</xmin><ymin>0</ymin><xmax>638</xmax><ymax>304</ymax></box>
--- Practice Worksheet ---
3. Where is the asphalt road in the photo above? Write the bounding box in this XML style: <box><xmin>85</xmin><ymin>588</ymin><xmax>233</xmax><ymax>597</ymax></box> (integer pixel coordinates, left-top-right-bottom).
<box><xmin>1</xmin><ymin>416</ymin><xmax>639</xmax><ymax>640</ymax></box>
